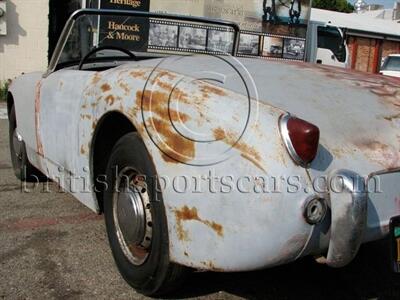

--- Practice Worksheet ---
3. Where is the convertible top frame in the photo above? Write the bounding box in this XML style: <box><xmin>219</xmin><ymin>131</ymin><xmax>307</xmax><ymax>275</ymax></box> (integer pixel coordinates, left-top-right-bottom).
<box><xmin>44</xmin><ymin>8</ymin><xmax>241</xmax><ymax>78</ymax></box>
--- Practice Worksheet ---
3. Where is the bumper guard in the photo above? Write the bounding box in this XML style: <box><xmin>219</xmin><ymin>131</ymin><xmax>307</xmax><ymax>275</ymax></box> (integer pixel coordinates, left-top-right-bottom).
<box><xmin>325</xmin><ymin>169</ymin><xmax>368</xmax><ymax>268</ymax></box>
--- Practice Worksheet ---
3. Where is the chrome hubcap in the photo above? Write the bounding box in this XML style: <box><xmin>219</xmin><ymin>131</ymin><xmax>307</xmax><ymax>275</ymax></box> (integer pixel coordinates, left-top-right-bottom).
<box><xmin>113</xmin><ymin>167</ymin><xmax>152</xmax><ymax>266</ymax></box>
<box><xmin>13</xmin><ymin>129</ymin><xmax>23</xmax><ymax>160</ymax></box>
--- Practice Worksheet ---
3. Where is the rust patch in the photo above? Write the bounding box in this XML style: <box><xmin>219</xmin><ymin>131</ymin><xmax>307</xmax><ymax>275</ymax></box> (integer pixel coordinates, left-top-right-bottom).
<box><xmin>130</xmin><ymin>70</ymin><xmax>147</xmax><ymax>79</ymax></box>
<box><xmin>200</xmin><ymin>84</ymin><xmax>227</xmax><ymax>98</ymax></box>
<box><xmin>172</xmin><ymin>88</ymin><xmax>190</xmax><ymax>104</ymax></box>
<box><xmin>80</xmin><ymin>145</ymin><xmax>86</xmax><ymax>155</ymax></box>
<box><xmin>118</xmin><ymin>102</ymin><xmax>124</xmax><ymax>113</ymax></box>
<box><xmin>174</xmin><ymin>206</ymin><xmax>224</xmax><ymax>241</ymax></box>
<box><xmin>151</xmin><ymin>118</ymin><xmax>195</xmax><ymax>163</ymax></box>
<box><xmin>80</xmin><ymin>114</ymin><xmax>91</xmax><ymax>120</ymax></box>
<box><xmin>34</xmin><ymin>81</ymin><xmax>44</xmax><ymax>156</ymax></box>
<box><xmin>91</xmin><ymin>72</ymin><xmax>102</xmax><ymax>85</ymax></box>
<box><xmin>105</xmin><ymin>95</ymin><xmax>116</xmax><ymax>105</ymax></box>
<box><xmin>240</xmin><ymin>153</ymin><xmax>265</xmax><ymax>172</ymax></box>
<box><xmin>213</xmin><ymin>127</ymin><xmax>264</xmax><ymax>172</ymax></box>
<box><xmin>292</xmin><ymin>62</ymin><xmax>400</xmax><ymax>110</ymax></box>
<box><xmin>137</xmin><ymin>90</ymin><xmax>190</xmax><ymax>123</ymax></box>
<box><xmin>127</xmin><ymin>107</ymin><xmax>138</xmax><ymax>119</ymax></box>
<box><xmin>200</xmin><ymin>260</ymin><xmax>224</xmax><ymax>272</ymax></box>
<box><xmin>119</xmin><ymin>81</ymin><xmax>131</xmax><ymax>95</ymax></box>
<box><xmin>148</xmin><ymin>71</ymin><xmax>178</xmax><ymax>86</ymax></box>
<box><xmin>184</xmin><ymin>251</ymin><xmax>189</xmax><ymax>257</ymax></box>
<box><xmin>384</xmin><ymin>113</ymin><xmax>400</xmax><ymax>121</ymax></box>
<box><xmin>175</xmin><ymin>215</ymin><xmax>189</xmax><ymax>241</ymax></box>
<box><xmin>213</xmin><ymin>127</ymin><xmax>226</xmax><ymax>141</ymax></box>
<box><xmin>355</xmin><ymin>140</ymin><xmax>400</xmax><ymax>168</ymax></box>
<box><xmin>154</xmin><ymin>80</ymin><xmax>173</xmax><ymax>91</ymax></box>
<box><xmin>101</xmin><ymin>83</ymin><xmax>111</xmax><ymax>93</ymax></box>
<box><xmin>148</xmin><ymin>74</ymin><xmax>190</xmax><ymax>103</ymax></box>
<box><xmin>156</xmin><ymin>70</ymin><xmax>177</xmax><ymax>81</ymax></box>
<box><xmin>331</xmin><ymin>148</ymin><xmax>344</xmax><ymax>159</ymax></box>
<box><xmin>159</xmin><ymin>82</ymin><xmax>190</xmax><ymax>102</ymax></box>
<box><xmin>136</xmin><ymin>89</ymin><xmax>194</xmax><ymax>164</ymax></box>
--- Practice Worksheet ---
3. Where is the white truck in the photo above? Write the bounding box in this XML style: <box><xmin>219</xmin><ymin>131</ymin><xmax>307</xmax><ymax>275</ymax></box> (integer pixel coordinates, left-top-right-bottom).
<box><xmin>306</xmin><ymin>20</ymin><xmax>349</xmax><ymax>68</ymax></box>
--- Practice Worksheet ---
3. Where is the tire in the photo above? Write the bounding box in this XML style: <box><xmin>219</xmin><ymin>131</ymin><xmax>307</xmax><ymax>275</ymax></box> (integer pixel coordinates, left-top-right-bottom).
<box><xmin>104</xmin><ymin>132</ymin><xmax>188</xmax><ymax>296</ymax></box>
<box><xmin>8</xmin><ymin>105</ymin><xmax>44</xmax><ymax>182</ymax></box>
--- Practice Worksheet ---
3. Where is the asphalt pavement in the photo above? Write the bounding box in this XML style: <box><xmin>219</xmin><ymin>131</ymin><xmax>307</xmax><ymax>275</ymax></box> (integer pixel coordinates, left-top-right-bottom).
<box><xmin>1</xmin><ymin>102</ymin><xmax>400</xmax><ymax>299</ymax></box>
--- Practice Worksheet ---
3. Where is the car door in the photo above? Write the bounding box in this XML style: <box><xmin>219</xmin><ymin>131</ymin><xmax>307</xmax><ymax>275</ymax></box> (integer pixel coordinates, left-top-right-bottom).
<box><xmin>38</xmin><ymin>69</ymin><xmax>91</xmax><ymax>174</ymax></box>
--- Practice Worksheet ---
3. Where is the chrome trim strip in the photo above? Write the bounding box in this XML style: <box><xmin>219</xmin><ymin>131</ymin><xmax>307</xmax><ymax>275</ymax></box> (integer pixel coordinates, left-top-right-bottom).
<box><xmin>279</xmin><ymin>113</ymin><xmax>307</xmax><ymax>167</ymax></box>
<box><xmin>368</xmin><ymin>167</ymin><xmax>400</xmax><ymax>179</ymax></box>
<box><xmin>44</xmin><ymin>8</ymin><xmax>241</xmax><ymax>77</ymax></box>
<box><xmin>44</xmin><ymin>18</ymin><xmax>76</xmax><ymax>78</ymax></box>
<box><xmin>325</xmin><ymin>169</ymin><xmax>368</xmax><ymax>268</ymax></box>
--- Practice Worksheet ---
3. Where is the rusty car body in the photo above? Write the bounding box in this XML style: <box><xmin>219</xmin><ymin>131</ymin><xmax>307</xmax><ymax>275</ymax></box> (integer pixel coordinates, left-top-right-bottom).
<box><xmin>7</xmin><ymin>9</ymin><xmax>400</xmax><ymax>296</ymax></box>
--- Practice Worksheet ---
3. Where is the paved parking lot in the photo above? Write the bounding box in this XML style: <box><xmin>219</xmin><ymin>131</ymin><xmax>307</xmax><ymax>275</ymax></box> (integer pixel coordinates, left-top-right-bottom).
<box><xmin>1</xmin><ymin>108</ymin><xmax>400</xmax><ymax>299</ymax></box>
<box><xmin>0</xmin><ymin>105</ymin><xmax>7</xmax><ymax>120</ymax></box>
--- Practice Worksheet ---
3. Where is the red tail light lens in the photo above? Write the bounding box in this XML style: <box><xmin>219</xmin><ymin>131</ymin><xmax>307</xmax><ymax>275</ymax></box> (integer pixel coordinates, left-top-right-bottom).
<box><xmin>280</xmin><ymin>114</ymin><xmax>320</xmax><ymax>166</ymax></box>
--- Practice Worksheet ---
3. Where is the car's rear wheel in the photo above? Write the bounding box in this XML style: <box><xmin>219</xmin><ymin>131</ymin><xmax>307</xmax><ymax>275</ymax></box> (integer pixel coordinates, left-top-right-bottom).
<box><xmin>104</xmin><ymin>132</ymin><xmax>188</xmax><ymax>296</ymax></box>
<box><xmin>8</xmin><ymin>105</ymin><xmax>44</xmax><ymax>182</ymax></box>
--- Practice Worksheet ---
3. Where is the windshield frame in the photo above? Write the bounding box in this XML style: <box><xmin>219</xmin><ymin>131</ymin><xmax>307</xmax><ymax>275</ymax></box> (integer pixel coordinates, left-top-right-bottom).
<box><xmin>44</xmin><ymin>8</ymin><xmax>241</xmax><ymax>78</ymax></box>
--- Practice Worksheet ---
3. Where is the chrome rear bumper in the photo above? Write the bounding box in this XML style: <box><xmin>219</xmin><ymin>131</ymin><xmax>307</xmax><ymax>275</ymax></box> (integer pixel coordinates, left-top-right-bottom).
<box><xmin>324</xmin><ymin>169</ymin><xmax>368</xmax><ymax>267</ymax></box>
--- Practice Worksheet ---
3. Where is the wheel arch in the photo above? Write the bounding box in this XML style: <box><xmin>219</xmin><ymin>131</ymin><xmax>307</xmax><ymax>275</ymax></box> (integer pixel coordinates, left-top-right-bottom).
<box><xmin>90</xmin><ymin>111</ymin><xmax>137</xmax><ymax>212</ymax></box>
<box><xmin>7</xmin><ymin>92</ymin><xmax>14</xmax><ymax>119</ymax></box>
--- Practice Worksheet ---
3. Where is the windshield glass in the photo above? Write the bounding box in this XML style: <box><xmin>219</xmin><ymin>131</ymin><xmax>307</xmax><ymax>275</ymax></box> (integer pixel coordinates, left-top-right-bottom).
<box><xmin>382</xmin><ymin>56</ymin><xmax>400</xmax><ymax>72</ymax></box>
<box><xmin>56</xmin><ymin>11</ymin><xmax>238</xmax><ymax>69</ymax></box>
<box><xmin>317</xmin><ymin>26</ymin><xmax>346</xmax><ymax>63</ymax></box>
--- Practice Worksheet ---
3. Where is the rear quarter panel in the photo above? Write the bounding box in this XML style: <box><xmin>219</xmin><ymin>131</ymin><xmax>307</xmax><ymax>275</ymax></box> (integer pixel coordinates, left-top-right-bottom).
<box><xmin>78</xmin><ymin>62</ymin><xmax>315</xmax><ymax>271</ymax></box>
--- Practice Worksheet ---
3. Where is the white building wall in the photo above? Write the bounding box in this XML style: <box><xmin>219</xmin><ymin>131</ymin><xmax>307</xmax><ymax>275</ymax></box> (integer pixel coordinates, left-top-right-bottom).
<box><xmin>0</xmin><ymin>0</ymin><xmax>49</xmax><ymax>81</ymax></box>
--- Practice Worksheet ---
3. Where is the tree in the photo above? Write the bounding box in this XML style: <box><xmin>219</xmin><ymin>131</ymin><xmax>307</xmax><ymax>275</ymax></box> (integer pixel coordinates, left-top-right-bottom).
<box><xmin>312</xmin><ymin>0</ymin><xmax>355</xmax><ymax>13</ymax></box>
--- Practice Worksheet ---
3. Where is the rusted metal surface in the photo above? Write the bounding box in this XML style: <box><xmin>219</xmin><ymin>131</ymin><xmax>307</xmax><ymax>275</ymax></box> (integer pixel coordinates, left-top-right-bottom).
<box><xmin>23</xmin><ymin>58</ymin><xmax>314</xmax><ymax>271</ymax></box>
<box><xmin>8</xmin><ymin>54</ymin><xmax>400</xmax><ymax>272</ymax></box>
<box><xmin>243</xmin><ymin>60</ymin><xmax>399</xmax><ymax>171</ymax></box>
<box><xmin>7</xmin><ymin>72</ymin><xmax>44</xmax><ymax>170</ymax></box>
<box><xmin>174</xmin><ymin>206</ymin><xmax>224</xmax><ymax>241</ymax></box>
<box><xmin>213</xmin><ymin>127</ymin><xmax>265</xmax><ymax>172</ymax></box>
<box><xmin>34</xmin><ymin>81</ymin><xmax>44</xmax><ymax>157</ymax></box>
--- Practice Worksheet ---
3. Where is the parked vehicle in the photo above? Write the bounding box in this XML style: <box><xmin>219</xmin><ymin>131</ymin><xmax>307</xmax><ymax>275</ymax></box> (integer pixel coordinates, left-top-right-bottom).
<box><xmin>306</xmin><ymin>20</ymin><xmax>349</xmax><ymax>68</ymax></box>
<box><xmin>7</xmin><ymin>9</ymin><xmax>400</xmax><ymax>296</ymax></box>
<box><xmin>380</xmin><ymin>54</ymin><xmax>400</xmax><ymax>78</ymax></box>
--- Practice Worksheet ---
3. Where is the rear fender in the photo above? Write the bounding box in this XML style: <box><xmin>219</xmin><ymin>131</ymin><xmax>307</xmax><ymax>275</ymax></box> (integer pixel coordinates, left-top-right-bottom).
<box><xmin>79</xmin><ymin>64</ymin><xmax>314</xmax><ymax>271</ymax></box>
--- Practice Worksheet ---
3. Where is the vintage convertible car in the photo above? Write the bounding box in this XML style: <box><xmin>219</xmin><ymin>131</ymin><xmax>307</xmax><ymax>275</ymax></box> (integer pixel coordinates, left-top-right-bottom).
<box><xmin>7</xmin><ymin>9</ymin><xmax>400</xmax><ymax>296</ymax></box>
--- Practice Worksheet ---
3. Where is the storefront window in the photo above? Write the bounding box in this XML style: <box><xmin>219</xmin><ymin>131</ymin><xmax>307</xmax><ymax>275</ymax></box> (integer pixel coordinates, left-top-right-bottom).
<box><xmin>48</xmin><ymin>0</ymin><xmax>83</xmax><ymax>60</ymax></box>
